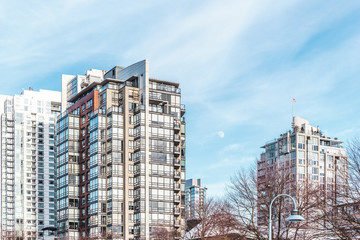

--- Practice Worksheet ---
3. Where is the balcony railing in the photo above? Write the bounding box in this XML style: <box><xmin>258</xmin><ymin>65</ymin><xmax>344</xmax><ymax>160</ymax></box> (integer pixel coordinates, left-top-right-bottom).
<box><xmin>149</xmin><ymin>85</ymin><xmax>181</xmax><ymax>94</ymax></box>
<box><xmin>174</xmin><ymin>171</ymin><xmax>181</xmax><ymax>179</ymax></box>
<box><xmin>174</xmin><ymin>147</ymin><xmax>180</xmax><ymax>154</ymax></box>
<box><xmin>174</xmin><ymin>208</ymin><xmax>180</xmax><ymax>215</ymax></box>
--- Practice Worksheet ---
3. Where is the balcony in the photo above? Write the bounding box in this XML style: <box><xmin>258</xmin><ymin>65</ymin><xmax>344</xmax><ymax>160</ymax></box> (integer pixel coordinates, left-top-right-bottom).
<box><xmin>6</xmin><ymin>151</ymin><xmax>14</xmax><ymax>157</ymax></box>
<box><xmin>107</xmin><ymin>145</ymin><xmax>112</xmax><ymax>153</ymax></box>
<box><xmin>149</xmin><ymin>93</ymin><xmax>165</xmax><ymax>104</ymax></box>
<box><xmin>149</xmin><ymin>84</ymin><xmax>181</xmax><ymax>94</ymax></box>
<box><xmin>7</xmin><ymin>192</ymin><xmax>14</xmax><ymax>197</ymax></box>
<box><xmin>174</xmin><ymin>195</ymin><xmax>181</xmax><ymax>203</ymax></box>
<box><xmin>174</xmin><ymin>183</ymin><xmax>180</xmax><ymax>192</ymax></box>
<box><xmin>174</xmin><ymin>147</ymin><xmax>180</xmax><ymax>155</ymax></box>
<box><xmin>6</xmin><ymin>145</ymin><xmax>14</xmax><ymax>151</ymax></box>
<box><xmin>107</xmin><ymin>169</ymin><xmax>123</xmax><ymax>177</ymax></box>
<box><xmin>174</xmin><ymin>122</ymin><xmax>180</xmax><ymax>132</ymax></box>
<box><xmin>6</xmin><ymin>121</ymin><xmax>14</xmax><ymax>127</ymax></box>
<box><xmin>174</xmin><ymin>159</ymin><xmax>181</xmax><ymax>168</ymax></box>
<box><xmin>6</xmin><ymin>162</ymin><xmax>14</xmax><ymax>168</ymax></box>
<box><xmin>174</xmin><ymin>134</ymin><xmax>180</xmax><ymax>144</ymax></box>
<box><xmin>174</xmin><ymin>220</ymin><xmax>181</xmax><ymax>227</ymax></box>
<box><xmin>68</xmin><ymin>168</ymin><xmax>79</xmax><ymax>175</ymax></box>
<box><xmin>181</xmin><ymin>104</ymin><xmax>185</xmax><ymax>116</ymax></box>
<box><xmin>6</xmin><ymin>128</ymin><xmax>14</xmax><ymax>133</ymax></box>
<box><xmin>174</xmin><ymin>208</ymin><xmax>180</xmax><ymax>215</ymax></box>
<box><xmin>150</xmin><ymin>145</ymin><xmax>172</xmax><ymax>152</ymax></box>
<box><xmin>174</xmin><ymin>171</ymin><xmax>181</xmax><ymax>180</ymax></box>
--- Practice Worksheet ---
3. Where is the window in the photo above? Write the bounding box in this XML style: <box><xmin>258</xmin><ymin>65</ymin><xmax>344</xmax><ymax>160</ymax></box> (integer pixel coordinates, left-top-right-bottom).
<box><xmin>87</xmin><ymin>99</ymin><xmax>93</xmax><ymax>108</ymax></box>
<box><xmin>102</xmin><ymin>93</ymin><xmax>106</xmax><ymax>104</ymax></box>
<box><xmin>129</xmin><ymin>202</ymin><xmax>134</xmax><ymax>210</ymax></box>
<box><xmin>311</xmin><ymin>152</ymin><xmax>319</xmax><ymax>165</ymax></box>
<box><xmin>291</xmin><ymin>136</ymin><xmax>296</xmax><ymax>149</ymax></box>
<box><xmin>298</xmin><ymin>151</ymin><xmax>305</xmax><ymax>164</ymax></box>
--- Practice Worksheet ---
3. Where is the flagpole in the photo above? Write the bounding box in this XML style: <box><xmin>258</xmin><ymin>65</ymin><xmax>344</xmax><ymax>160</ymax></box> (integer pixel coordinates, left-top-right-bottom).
<box><xmin>292</xmin><ymin>98</ymin><xmax>295</xmax><ymax>117</ymax></box>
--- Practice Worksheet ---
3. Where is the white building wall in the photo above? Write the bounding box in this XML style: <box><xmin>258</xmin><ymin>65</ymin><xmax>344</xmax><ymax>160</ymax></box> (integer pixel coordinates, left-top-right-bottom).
<box><xmin>1</xmin><ymin>89</ymin><xmax>60</xmax><ymax>240</ymax></box>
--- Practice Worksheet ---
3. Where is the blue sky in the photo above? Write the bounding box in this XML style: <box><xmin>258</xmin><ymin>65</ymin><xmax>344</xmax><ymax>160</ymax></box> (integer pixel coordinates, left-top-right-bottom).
<box><xmin>2</xmin><ymin>0</ymin><xmax>360</xmax><ymax>196</ymax></box>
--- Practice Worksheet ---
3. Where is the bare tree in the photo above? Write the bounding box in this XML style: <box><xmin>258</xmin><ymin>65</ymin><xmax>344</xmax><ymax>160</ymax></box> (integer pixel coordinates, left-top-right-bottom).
<box><xmin>316</xmin><ymin>139</ymin><xmax>360</xmax><ymax>239</ymax></box>
<box><xmin>185</xmin><ymin>198</ymin><xmax>218</xmax><ymax>240</ymax></box>
<box><xmin>184</xmin><ymin>198</ymin><xmax>245</xmax><ymax>240</ymax></box>
<box><xmin>152</xmin><ymin>224</ymin><xmax>179</xmax><ymax>240</ymax></box>
<box><xmin>226</xmin><ymin>161</ymin><xmax>328</xmax><ymax>240</ymax></box>
<box><xmin>226</xmin><ymin>165</ymin><xmax>264</xmax><ymax>240</ymax></box>
<box><xmin>211</xmin><ymin>200</ymin><xmax>244</xmax><ymax>240</ymax></box>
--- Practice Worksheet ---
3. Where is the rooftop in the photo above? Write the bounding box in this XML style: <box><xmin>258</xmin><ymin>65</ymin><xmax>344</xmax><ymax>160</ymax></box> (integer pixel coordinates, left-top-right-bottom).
<box><xmin>262</xmin><ymin>116</ymin><xmax>343</xmax><ymax>148</ymax></box>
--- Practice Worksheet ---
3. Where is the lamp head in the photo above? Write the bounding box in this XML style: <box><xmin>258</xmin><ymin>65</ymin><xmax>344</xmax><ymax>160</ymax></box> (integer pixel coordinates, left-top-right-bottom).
<box><xmin>285</xmin><ymin>210</ymin><xmax>305</xmax><ymax>222</ymax></box>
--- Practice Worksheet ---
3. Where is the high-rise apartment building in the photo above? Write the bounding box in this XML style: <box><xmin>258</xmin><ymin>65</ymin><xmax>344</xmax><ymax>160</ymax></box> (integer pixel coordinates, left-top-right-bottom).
<box><xmin>257</xmin><ymin>116</ymin><xmax>348</xmax><ymax>226</ymax></box>
<box><xmin>185</xmin><ymin>179</ymin><xmax>206</xmax><ymax>220</ymax></box>
<box><xmin>56</xmin><ymin>60</ymin><xmax>186</xmax><ymax>240</ymax></box>
<box><xmin>0</xmin><ymin>89</ymin><xmax>61</xmax><ymax>239</ymax></box>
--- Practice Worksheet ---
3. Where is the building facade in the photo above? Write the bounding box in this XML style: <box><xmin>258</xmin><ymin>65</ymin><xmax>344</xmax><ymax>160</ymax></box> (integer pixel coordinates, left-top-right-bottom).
<box><xmin>0</xmin><ymin>89</ymin><xmax>61</xmax><ymax>239</ymax></box>
<box><xmin>257</xmin><ymin>116</ymin><xmax>348</xmax><ymax>226</ymax></box>
<box><xmin>185</xmin><ymin>179</ymin><xmax>206</xmax><ymax>220</ymax></box>
<box><xmin>56</xmin><ymin>60</ymin><xmax>186</xmax><ymax>240</ymax></box>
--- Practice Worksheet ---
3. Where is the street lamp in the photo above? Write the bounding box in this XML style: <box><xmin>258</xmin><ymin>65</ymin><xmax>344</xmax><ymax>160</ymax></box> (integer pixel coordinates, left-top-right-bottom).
<box><xmin>268</xmin><ymin>194</ymin><xmax>305</xmax><ymax>240</ymax></box>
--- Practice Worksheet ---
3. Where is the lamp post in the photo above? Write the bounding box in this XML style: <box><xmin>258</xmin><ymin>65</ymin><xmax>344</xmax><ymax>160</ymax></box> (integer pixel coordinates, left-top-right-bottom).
<box><xmin>268</xmin><ymin>194</ymin><xmax>305</xmax><ymax>240</ymax></box>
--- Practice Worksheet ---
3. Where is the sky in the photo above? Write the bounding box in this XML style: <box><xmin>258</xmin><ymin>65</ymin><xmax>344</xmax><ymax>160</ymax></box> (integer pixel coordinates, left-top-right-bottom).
<box><xmin>2</xmin><ymin>0</ymin><xmax>360</xmax><ymax>197</ymax></box>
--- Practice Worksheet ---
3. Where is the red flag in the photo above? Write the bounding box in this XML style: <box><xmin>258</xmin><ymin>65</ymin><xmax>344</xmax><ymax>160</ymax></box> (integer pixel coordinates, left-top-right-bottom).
<box><xmin>293</xmin><ymin>98</ymin><xmax>296</xmax><ymax>103</ymax></box>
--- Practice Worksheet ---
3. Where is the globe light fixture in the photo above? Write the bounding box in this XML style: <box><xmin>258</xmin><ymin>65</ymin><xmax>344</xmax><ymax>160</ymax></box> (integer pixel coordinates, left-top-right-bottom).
<box><xmin>268</xmin><ymin>194</ymin><xmax>305</xmax><ymax>240</ymax></box>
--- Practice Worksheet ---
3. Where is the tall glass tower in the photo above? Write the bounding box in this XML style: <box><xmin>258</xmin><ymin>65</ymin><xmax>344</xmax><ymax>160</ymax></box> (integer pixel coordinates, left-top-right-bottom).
<box><xmin>56</xmin><ymin>60</ymin><xmax>186</xmax><ymax>240</ymax></box>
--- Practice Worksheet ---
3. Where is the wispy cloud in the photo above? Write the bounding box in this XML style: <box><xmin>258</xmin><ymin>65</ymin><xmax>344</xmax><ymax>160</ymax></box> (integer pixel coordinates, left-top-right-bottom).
<box><xmin>2</xmin><ymin>1</ymin><xmax>360</xmax><ymax>198</ymax></box>
<box><xmin>220</xmin><ymin>144</ymin><xmax>243</xmax><ymax>153</ymax></box>
<box><xmin>208</xmin><ymin>156</ymin><xmax>254</xmax><ymax>170</ymax></box>
<box><xmin>0</xmin><ymin>0</ymin><xmax>157</xmax><ymax>93</ymax></box>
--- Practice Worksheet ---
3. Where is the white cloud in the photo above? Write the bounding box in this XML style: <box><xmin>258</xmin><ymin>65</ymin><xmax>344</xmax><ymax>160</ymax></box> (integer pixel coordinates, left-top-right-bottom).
<box><xmin>0</xmin><ymin>0</ymin><xmax>157</xmax><ymax>94</ymax></box>
<box><xmin>123</xmin><ymin>0</ymin><xmax>300</xmax><ymax>103</ymax></box>
<box><xmin>2</xmin><ymin>0</ymin><xmax>360</xmax><ymax>202</ymax></box>
<box><xmin>222</xmin><ymin>144</ymin><xmax>242</xmax><ymax>152</ymax></box>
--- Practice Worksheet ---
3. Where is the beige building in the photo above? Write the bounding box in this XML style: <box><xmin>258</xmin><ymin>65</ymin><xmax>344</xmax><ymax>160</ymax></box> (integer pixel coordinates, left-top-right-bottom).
<box><xmin>258</xmin><ymin>117</ymin><xmax>348</xmax><ymax>227</ymax></box>
<box><xmin>56</xmin><ymin>60</ymin><xmax>186</xmax><ymax>240</ymax></box>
